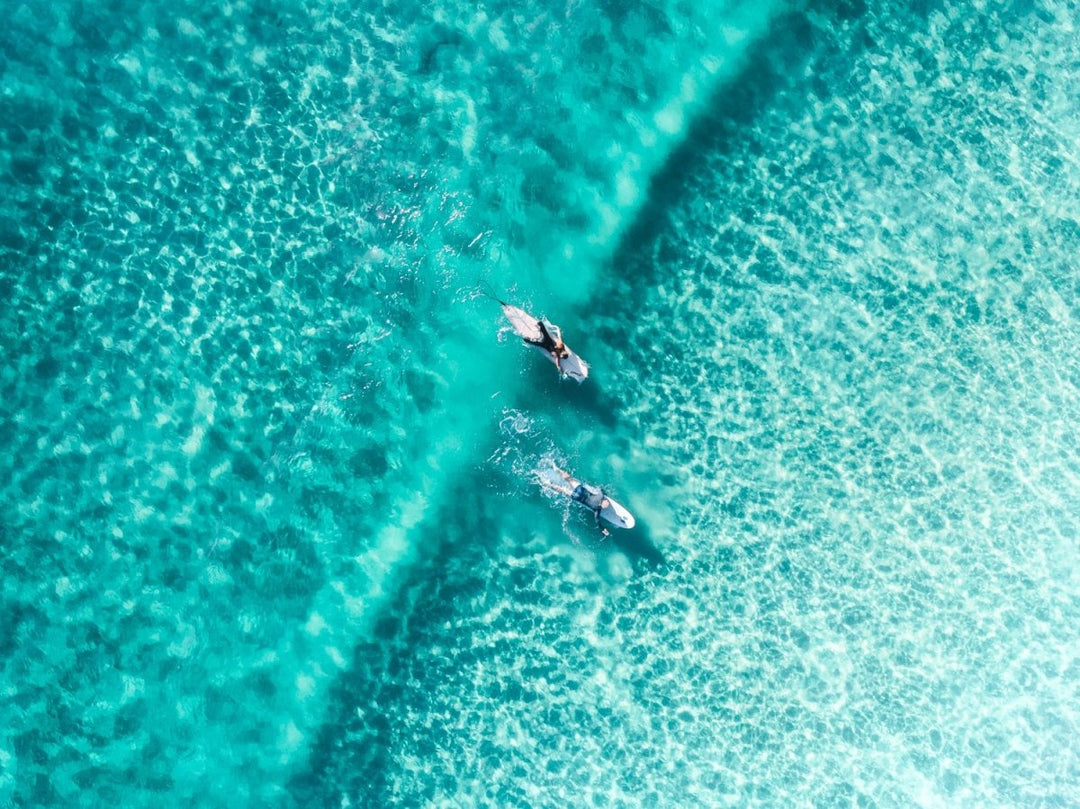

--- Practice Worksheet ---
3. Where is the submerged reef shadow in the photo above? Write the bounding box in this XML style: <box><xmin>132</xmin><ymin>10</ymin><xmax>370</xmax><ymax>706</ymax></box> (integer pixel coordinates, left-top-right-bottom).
<box><xmin>287</xmin><ymin>460</ymin><xmax>664</xmax><ymax>806</ymax></box>
<box><xmin>608</xmin><ymin>521</ymin><xmax>666</xmax><ymax>569</ymax></box>
<box><xmin>286</xmin><ymin>476</ymin><xmax>501</xmax><ymax>807</ymax></box>
<box><xmin>612</xmin><ymin>8</ymin><xmax>847</xmax><ymax>294</ymax></box>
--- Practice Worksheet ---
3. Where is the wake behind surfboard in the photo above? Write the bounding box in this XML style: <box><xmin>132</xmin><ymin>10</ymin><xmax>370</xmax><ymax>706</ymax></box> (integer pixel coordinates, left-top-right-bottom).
<box><xmin>500</xmin><ymin>302</ymin><xmax>589</xmax><ymax>382</ymax></box>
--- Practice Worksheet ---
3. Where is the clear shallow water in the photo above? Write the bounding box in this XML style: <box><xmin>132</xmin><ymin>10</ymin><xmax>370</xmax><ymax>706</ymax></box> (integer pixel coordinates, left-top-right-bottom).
<box><xmin>3</xmin><ymin>0</ymin><xmax>1079</xmax><ymax>807</ymax></box>
<box><xmin>2</xmin><ymin>0</ymin><xmax>778</xmax><ymax>804</ymax></box>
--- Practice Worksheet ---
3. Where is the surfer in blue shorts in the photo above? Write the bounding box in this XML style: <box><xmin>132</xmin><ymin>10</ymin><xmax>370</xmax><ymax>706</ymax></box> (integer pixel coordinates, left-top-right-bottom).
<box><xmin>557</xmin><ymin>467</ymin><xmax>612</xmax><ymax>536</ymax></box>
<box><xmin>576</xmin><ymin>486</ymin><xmax>613</xmax><ymax>537</ymax></box>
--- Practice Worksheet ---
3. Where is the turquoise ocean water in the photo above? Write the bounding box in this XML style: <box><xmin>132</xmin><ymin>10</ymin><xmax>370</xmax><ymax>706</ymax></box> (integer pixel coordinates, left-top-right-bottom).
<box><xmin>2</xmin><ymin>0</ymin><xmax>1079</xmax><ymax>806</ymax></box>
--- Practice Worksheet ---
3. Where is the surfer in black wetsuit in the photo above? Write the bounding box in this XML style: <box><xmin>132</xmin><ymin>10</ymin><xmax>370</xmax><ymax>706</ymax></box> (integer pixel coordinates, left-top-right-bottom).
<box><xmin>525</xmin><ymin>318</ymin><xmax>570</xmax><ymax>372</ymax></box>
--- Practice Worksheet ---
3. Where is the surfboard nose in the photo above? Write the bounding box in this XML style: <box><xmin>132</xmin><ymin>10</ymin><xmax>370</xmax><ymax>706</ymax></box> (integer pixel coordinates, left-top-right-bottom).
<box><xmin>602</xmin><ymin>501</ymin><xmax>635</xmax><ymax>529</ymax></box>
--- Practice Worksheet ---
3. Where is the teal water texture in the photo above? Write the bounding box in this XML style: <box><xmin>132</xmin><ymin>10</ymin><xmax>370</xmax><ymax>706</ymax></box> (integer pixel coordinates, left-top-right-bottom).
<box><xmin>1</xmin><ymin>0</ymin><xmax>783</xmax><ymax>805</ymax></box>
<box><xmin>298</xmin><ymin>1</ymin><xmax>1080</xmax><ymax>806</ymax></box>
<box><xmin>3</xmin><ymin>0</ymin><xmax>1080</xmax><ymax>807</ymax></box>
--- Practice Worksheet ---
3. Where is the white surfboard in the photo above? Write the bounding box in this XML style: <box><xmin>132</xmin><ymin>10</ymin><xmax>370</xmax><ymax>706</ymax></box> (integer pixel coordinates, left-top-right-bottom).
<box><xmin>598</xmin><ymin>497</ymin><xmax>635</xmax><ymax>530</ymax></box>
<box><xmin>501</xmin><ymin>303</ymin><xmax>543</xmax><ymax>342</ymax></box>
<box><xmin>501</xmin><ymin>303</ymin><xmax>589</xmax><ymax>383</ymax></box>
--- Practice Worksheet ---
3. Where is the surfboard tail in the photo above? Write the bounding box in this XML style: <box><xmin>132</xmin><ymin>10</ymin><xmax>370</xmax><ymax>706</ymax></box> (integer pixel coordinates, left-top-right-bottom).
<box><xmin>502</xmin><ymin>303</ymin><xmax>543</xmax><ymax>342</ymax></box>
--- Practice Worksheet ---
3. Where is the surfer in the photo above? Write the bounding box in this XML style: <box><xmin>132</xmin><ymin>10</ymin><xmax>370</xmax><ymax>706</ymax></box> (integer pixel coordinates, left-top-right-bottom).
<box><xmin>555</xmin><ymin>466</ymin><xmax>613</xmax><ymax>536</ymax></box>
<box><xmin>481</xmin><ymin>284</ymin><xmax>589</xmax><ymax>381</ymax></box>
<box><xmin>524</xmin><ymin>318</ymin><xmax>570</xmax><ymax>372</ymax></box>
